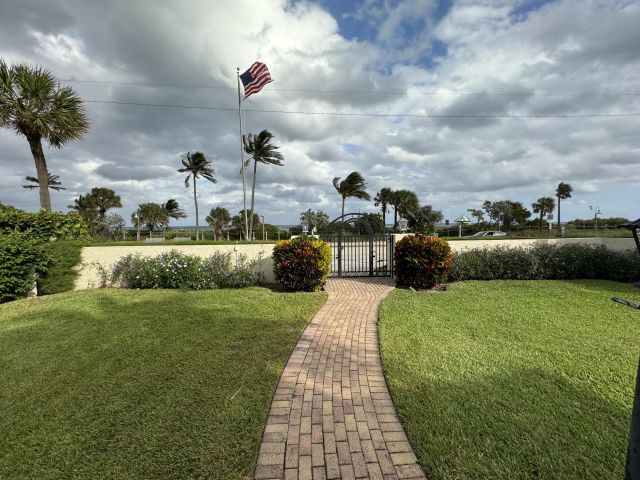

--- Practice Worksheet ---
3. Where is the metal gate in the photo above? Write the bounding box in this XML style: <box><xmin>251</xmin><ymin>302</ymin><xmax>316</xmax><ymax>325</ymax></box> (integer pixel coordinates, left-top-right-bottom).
<box><xmin>318</xmin><ymin>213</ymin><xmax>394</xmax><ymax>277</ymax></box>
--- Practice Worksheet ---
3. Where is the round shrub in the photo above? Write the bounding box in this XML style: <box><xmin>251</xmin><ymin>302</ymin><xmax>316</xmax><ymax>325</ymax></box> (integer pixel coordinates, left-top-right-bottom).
<box><xmin>395</xmin><ymin>234</ymin><xmax>452</xmax><ymax>289</ymax></box>
<box><xmin>273</xmin><ymin>237</ymin><xmax>332</xmax><ymax>291</ymax></box>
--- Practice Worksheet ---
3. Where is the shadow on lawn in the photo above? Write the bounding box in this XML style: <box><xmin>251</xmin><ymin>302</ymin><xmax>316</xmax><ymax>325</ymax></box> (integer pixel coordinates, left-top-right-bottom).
<box><xmin>390</xmin><ymin>366</ymin><xmax>631</xmax><ymax>479</ymax></box>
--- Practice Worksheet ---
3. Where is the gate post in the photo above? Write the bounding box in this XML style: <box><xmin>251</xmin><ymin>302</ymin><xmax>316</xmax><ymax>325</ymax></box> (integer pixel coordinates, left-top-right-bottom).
<box><xmin>369</xmin><ymin>235</ymin><xmax>374</xmax><ymax>276</ymax></box>
<box><xmin>388</xmin><ymin>234</ymin><xmax>395</xmax><ymax>279</ymax></box>
<box><xmin>337</xmin><ymin>228</ymin><xmax>343</xmax><ymax>278</ymax></box>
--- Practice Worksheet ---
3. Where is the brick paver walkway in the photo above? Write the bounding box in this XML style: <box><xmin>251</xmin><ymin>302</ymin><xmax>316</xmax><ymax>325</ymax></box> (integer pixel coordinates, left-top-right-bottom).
<box><xmin>255</xmin><ymin>277</ymin><xmax>427</xmax><ymax>480</ymax></box>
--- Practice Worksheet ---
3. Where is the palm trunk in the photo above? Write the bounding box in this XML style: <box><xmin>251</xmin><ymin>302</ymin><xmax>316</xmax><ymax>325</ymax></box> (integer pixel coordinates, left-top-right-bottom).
<box><xmin>27</xmin><ymin>135</ymin><xmax>52</xmax><ymax>212</ymax></box>
<box><xmin>539</xmin><ymin>212</ymin><xmax>543</xmax><ymax>231</ymax></box>
<box><xmin>557</xmin><ymin>197</ymin><xmax>560</xmax><ymax>232</ymax></box>
<box><xmin>249</xmin><ymin>160</ymin><xmax>258</xmax><ymax>240</ymax></box>
<box><xmin>382</xmin><ymin>204</ymin><xmax>386</xmax><ymax>229</ymax></box>
<box><xmin>341</xmin><ymin>197</ymin><xmax>345</xmax><ymax>218</ymax></box>
<box><xmin>394</xmin><ymin>206</ymin><xmax>398</xmax><ymax>230</ymax></box>
<box><xmin>193</xmin><ymin>178</ymin><xmax>199</xmax><ymax>241</ymax></box>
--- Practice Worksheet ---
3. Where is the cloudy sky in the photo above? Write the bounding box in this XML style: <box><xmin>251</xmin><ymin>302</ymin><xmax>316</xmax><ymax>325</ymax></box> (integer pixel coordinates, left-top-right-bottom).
<box><xmin>1</xmin><ymin>0</ymin><xmax>639</xmax><ymax>226</ymax></box>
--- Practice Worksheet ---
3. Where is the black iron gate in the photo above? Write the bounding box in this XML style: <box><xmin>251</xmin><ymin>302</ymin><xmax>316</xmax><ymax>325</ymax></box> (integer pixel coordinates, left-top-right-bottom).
<box><xmin>318</xmin><ymin>213</ymin><xmax>394</xmax><ymax>278</ymax></box>
<box><xmin>319</xmin><ymin>233</ymin><xmax>394</xmax><ymax>277</ymax></box>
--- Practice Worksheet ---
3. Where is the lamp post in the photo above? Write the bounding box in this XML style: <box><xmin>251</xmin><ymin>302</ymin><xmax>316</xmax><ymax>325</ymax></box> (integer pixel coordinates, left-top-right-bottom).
<box><xmin>134</xmin><ymin>212</ymin><xmax>140</xmax><ymax>242</ymax></box>
<box><xmin>589</xmin><ymin>205</ymin><xmax>602</xmax><ymax>231</ymax></box>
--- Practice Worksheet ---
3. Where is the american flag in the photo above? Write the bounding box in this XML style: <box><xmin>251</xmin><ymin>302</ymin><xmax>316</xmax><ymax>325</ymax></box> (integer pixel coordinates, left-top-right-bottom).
<box><xmin>240</xmin><ymin>62</ymin><xmax>272</xmax><ymax>99</ymax></box>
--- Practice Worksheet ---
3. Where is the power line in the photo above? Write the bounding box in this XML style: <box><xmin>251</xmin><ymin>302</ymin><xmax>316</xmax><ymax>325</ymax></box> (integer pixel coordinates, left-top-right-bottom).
<box><xmin>85</xmin><ymin>99</ymin><xmax>640</xmax><ymax>118</ymax></box>
<box><xmin>66</xmin><ymin>78</ymin><xmax>640</xmax><ymax>97</ymax></box>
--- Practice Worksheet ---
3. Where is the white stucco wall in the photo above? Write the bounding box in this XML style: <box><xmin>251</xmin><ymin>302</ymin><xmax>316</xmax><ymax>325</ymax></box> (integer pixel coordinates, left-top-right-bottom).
<box><xmin>75</xmin><ymin>244</ymin><xmax>276</xmax><ymax>289</ymax></box>
<box><xmin>390</xmin><ymin>235</ymin><xmax>636</xmax><ymax>252</ymax></box>
<box><xmin>74</xmin><ymin>237</ymin><xmax>636</xmax><ymax>290</ymax></box>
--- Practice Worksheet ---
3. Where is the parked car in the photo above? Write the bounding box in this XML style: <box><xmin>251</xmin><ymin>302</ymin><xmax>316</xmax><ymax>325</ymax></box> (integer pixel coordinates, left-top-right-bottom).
<box><xmin>466</xmin><ymin>231</ymin><xmax>508</xmax><ymax>238</ymax></box>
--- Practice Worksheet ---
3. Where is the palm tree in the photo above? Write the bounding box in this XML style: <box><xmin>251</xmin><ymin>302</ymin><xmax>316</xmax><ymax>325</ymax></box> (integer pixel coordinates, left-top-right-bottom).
<box><xmin>555</xmin><ymin>182</ymin><xmax>573</xmax><ymax>232</ymax></box>
<box><xmin>87</xmin><ymin>187</ymin><xmax>122</xmax><ymax>218</ymax></box>
<box><xmin>392</xmin><ymin>190</ymin><xmax>420</xmax><ymax>229</ymax></box>
<box><xmin>178</xmin><ymin>151</ymin><xmax>216</xmax><ymax>241</ymax></box>
<box><xmin>0</xmin><ymin>60</ymin><xmax>89</xmax><ymax>211</ymax></box>
<box><xmin>243</xmin><ymin>130</ymin><xmax>284</xmax><ymax>240</ymax></box>
<box><xmin>205</xmin><ymin>207</ymin><xmax>231</xmax><ymax>240</ymax></box>
<box><xmin>161</xmin><ymin>199</ymin><xmax>187</xmax><ymax>236</ymax></box>
<box><xmin>133</xmin><ymin>203</ymin><xmax>168</xmax><ymax>238</ymax></box>
<box><xmin>374</xmin><ymin>187</ymin><xmax>394</xmax><ymax>229</ymax></box>
<box><xmin>23</xmin><ymin>173</ymin><xmax>65</xmax><ymax>191</ymax></box>
<box><xmin>531</xmin><ymin>196</ymin><xmax>555</xmax><ymax>230</ymax></box>
<box><xmin>332</xmin><ymin>171</ymin><xmax>371</xmax><ymax>217</ymax></box>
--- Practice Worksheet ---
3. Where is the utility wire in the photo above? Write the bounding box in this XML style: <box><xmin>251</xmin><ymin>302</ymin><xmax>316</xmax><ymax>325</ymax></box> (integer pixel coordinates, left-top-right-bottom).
<box><xmin>66</xmin><ymin>78</ymin><xmax>640</xmax><ymax>96</ymax></box>
<box><xmin>85</xmin><ymin>99</ymin><xmax>640</xmax><ymax>118</ymax></box>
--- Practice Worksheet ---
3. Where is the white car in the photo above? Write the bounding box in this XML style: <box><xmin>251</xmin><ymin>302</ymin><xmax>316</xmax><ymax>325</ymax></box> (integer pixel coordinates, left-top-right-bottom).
<box><xmin>467</xmin><ymin>231</ymin><xmax>508</xmax><ymax>238</ymax></box>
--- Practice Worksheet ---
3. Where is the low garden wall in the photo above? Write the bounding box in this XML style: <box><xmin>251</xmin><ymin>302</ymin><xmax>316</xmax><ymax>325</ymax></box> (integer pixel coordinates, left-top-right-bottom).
<box><xmin>74</xmin><ymin>237</ymin><xmax>636</xmax><ymax>290</ymax></box>
<box><xmin>75</xmin><ymin>244</ymin><xmax>276</xmax><ymax>289</ymax></box>
<box><xmin>391</xmin><ymin>235</ymin><xmax>635</xmax><ymax>252</ymax></box>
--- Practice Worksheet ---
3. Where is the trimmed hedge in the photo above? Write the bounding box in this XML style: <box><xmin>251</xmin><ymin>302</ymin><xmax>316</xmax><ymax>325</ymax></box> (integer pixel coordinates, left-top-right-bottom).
<box><xmin>103</xmin><ymin>250</ymin><xmax>263</xmax><ymax>289</ymax></box>
<box><xmin>273</xmin><ymin>237</ymin><xmax>332</xmax><ymax>291</ymax></box>
<box><xmin>0</xmin><ymin>208</ymin><xmax>90</xmax><ymax>241</ymax></box>
<box><xmin>395</xmin><ymin>234</ymin><xmax>452</xmax><ymax>289</ymax></box>
<box><xmin>448</xmin><ymin>244</ymin><xmax>640</xmax><ymax>282</ymax></box>
<box><xmin>0</xmin><ymin>233</ymin><xmax>51</xmax><ymax>303</ymax></box>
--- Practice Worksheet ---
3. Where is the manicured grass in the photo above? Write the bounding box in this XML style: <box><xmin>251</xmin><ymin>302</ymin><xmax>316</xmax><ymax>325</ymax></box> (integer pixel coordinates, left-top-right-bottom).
<box><xmin>0</xmin><ymin>288</ymin><xmax>325</xmax><ymax>479</ymax></box>
<box><xmin>379</xmin><ymin>280</ymin><xmax>640</xmax><ymax>480</ymax></box>
<box><xmin>38</xmin><ymin>240</ymin><xmax>86</xmax><ymax>295</ymax></box>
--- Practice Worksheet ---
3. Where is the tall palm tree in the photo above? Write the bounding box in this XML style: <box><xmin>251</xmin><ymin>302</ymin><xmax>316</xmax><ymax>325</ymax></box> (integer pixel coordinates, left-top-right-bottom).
<box><xmin>178</xmin><ymin>151</ymin><xmax>216</xmax><ymax>241</ymax></box>
<box><xmin>332</xmin><ymin>171</ymin><xmax>371</xmax><ymax>217</ymax></box>
<box><xmin>0</xmin><ymin>60</ymin><xmax>89</xmax><ymax>211</ymax></box>
<box><xmin>374</xmin><ymin>187</ymin><xmax>394</xmax><ymax>228</ymax></box>
<box><xmin>243</xmin><ymin>130</ymin><xmax>284</xmax><ymax>240</ymax></box>
<box><xmin>22</xmin><ymin>172</ymin><xmax>65</xmax><ymax>191</ymax></box>
<box><xmin>555</xmin><ymin>182</ymin><xmax>573</xmax><ymax>232</ymax></box>
<box><xmin>532</xmin><ymin>196</ymin><xmax>555</xmax><ymax>230</ymax></box>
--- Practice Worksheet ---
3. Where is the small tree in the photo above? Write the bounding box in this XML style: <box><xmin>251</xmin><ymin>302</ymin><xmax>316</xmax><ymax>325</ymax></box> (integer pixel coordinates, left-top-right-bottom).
<box><xmin>374</xmin><ymin>187</ymin><xmax>395</xmax><ymax>228</ymax></box>
<box><xmin>205</xmin><ymin>207</ymin><xmax>231</xmax><ymax>240</ymax></box>
<box><xmin>133</xmin><ymin>203</ymin><xmax>168</xmax><ymax>238</ymax></box>
<box><xmin>467</xmin><ymin>208</ymin><xmax>484</xmax><ymax>224</ymax></box>
<box><xmin>300</xmin><ymin>209</ymin><xmax>330</xmax><ymax>233</ymax></box>
<box><xmin>408</xmin><ymin>205</ymin><xmax>444</xmax><ymax>233</ymax></box>
<box><xmin>23</xmin><ymin>173</ymin><xmax>65</xmax><ymax>191</ymax></box>
<box><xmin>532</xmin><ymin>197</ymin><xmax>555</xmax><ymax>231</ymax></box>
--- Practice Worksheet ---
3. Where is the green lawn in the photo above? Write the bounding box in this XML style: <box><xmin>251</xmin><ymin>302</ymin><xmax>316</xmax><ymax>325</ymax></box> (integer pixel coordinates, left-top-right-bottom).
<box><xmin>379</xmin><ymin>280</ymin><xmax>640</xmax><ymax>480</ymax></box>
<box><xmin>0</xmin><ymin>288</ymin><xmax>325</xmax><ymax>479</ymax></box>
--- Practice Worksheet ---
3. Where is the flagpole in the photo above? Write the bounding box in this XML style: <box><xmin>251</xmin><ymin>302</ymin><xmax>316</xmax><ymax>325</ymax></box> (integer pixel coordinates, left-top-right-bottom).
<box><xmin>237</xmin><ymin>67</ymin><xmax>249</xmax><ymax>241</ymax></box>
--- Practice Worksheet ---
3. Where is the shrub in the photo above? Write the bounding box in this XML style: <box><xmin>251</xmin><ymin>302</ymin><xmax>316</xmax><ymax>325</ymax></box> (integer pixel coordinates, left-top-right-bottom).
<box><xmin>448</xmin><ymin>244</ymin><xmax>640</xmax><ymax>282</ymax></box>
<box><xmin>273</xmin><ymin>237</ymin><xmax>332</xmax><ymax>291</ymax></box>
<box><xmin>395</xmin><ymin>234</ymin><xmax>452</xmax><ymax>289</ymax></box>
<box><xmin>0</xmin><ymin>233</ymin><xmax>50</xmax><ymax>303</ymax></box>
<box><xmin>0</xmin><ymin>207</ymin><xmax>89</xmax><ymax>241</ymax></box>
<box><xmin>104</xmin><ymin>250</ymin><xmax>263</xmax><ymax>289</ymax></box>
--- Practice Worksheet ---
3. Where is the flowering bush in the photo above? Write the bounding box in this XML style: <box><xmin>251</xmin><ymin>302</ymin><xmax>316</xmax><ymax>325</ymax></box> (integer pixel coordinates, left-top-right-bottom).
<box><xmin>104</xmin><ymin>250</ymin><xmax>263</xmax><ymax>289</ymax></box>
<box><xmin>273</xmin><ymin>237</ymin><xmax>332</xmax><ymax>291</ymax></box>
<box><xmin>394</xmin><ymin>234</ymin><xmax>452</xmax><ymax>289</ymax></box>
<box><xmin>448</xmin><ymin>244</ymin><xmax>640</xmax><ymax>282</ymax></box>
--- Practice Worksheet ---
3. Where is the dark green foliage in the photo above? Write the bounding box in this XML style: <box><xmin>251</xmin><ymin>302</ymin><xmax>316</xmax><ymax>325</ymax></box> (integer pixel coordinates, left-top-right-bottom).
<box><xmin>273</xmin><ymin>237</ymin><xmax>332</xmax><ymax>291</ymax></box>
<box><xmin>407</xmin><ymin>205</ymin><xmax>444</xmax><ymax>232</ymax></box>
<box><xmin>106</xmin><ymin>250</ymin><xmax>263</xmax><ymax>290</ymax></box>
<box><xmin>37</xmin><ymin>241</ymin><xmax>85</xmax><ymax>295</ymax></box>
<box><xmin>0</xmin><ymin>206</ymin><xmax>90</xmax><ymax>241</ymax></box>
<box><xmin>0</xmin><ymin>233</ymin><xmax>50</xmax><ymax>302</ymax></box>
<box><xmin>449</xmin><ymin>244</ymin><xmax>640</xmax><ymax>282</ymax></box>
<box><xmin>394</xmin><ymin>234</ymin><xmax>453</xmax><ymax>289</ymax></box>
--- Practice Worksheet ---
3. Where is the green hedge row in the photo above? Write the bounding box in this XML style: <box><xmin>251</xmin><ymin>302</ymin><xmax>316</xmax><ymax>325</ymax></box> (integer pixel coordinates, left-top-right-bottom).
<box><xmin>0</xmin><ymin>233</ymin><xmax>51</xmax><ymax>303</ymax></box>
<box><xmin>0</xmin><ymin>208</ymin><xmax>89</xmax><ymax>241</ymax></box>
<box><xmin>448</xmin><ymin>244</ymin><xmax>640</xmax><ymax>282</ymax></box>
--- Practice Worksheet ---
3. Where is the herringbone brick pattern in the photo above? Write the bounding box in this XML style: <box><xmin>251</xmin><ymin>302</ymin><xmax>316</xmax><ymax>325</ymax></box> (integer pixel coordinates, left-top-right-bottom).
<box><xmin>255</xmin><ymin>277</ymin><xmax>426</xmax><ymax>480</ymax></box>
